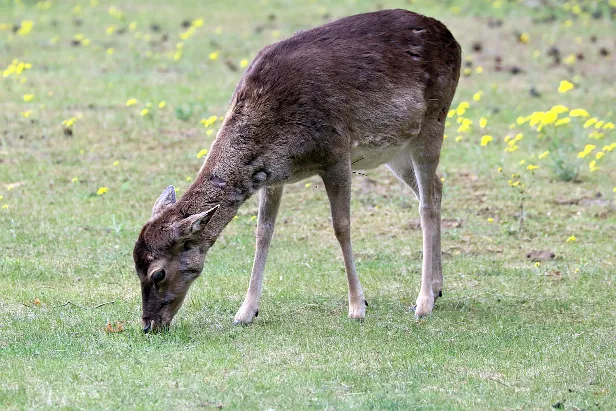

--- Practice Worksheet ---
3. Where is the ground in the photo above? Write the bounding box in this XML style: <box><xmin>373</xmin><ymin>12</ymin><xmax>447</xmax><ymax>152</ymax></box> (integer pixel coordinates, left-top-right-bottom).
<box><xmin>1</xmin><ymin>0</ymin><xmax>615</xmax><ymax>409</ymax></box>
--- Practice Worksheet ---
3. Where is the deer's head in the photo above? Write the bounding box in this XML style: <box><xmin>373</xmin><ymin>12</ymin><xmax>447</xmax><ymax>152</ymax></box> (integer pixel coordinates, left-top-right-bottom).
<box><xmin>133</xmin><ymin>186</ymin><xmax>219</xmax><ymax>333</ymax></box>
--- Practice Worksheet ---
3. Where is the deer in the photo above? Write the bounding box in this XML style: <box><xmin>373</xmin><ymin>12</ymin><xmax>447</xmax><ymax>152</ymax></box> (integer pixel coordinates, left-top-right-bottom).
<box><xmin>133</xmin><ymin>8</ymin><xmax>461</xmax><ymax>333</ymax></box>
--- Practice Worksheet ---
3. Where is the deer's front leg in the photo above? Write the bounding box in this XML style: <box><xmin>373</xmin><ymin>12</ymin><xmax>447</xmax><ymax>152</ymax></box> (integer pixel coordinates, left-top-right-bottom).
<box><xmin>322</xmin><ymin>160</ymin><xmax>367</xmax><ymax>320</ymax></box>
<box><xmin>234</xmin><ymin>186</ymin><xmax>283</xmax><ymax>325</ymax></box>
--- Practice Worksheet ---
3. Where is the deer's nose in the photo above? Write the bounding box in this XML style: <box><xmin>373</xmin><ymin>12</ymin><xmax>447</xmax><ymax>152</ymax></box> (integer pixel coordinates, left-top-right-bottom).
<box><xmin>142</xmin><ymin>319</ymin><xmax>153</xmax><ymax>333</ymax></box>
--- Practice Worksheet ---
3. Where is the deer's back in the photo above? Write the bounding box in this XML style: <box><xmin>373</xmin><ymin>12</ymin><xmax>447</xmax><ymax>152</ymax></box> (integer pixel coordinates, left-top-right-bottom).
<box><xmin>218</xmin><ymin>9</ymin><xmax>461</xmax><ymax>180</ymax></box>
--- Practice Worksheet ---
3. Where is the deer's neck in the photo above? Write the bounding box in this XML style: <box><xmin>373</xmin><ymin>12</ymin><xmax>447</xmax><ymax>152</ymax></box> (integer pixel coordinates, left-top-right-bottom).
<box><xmin>175</xmin><ymin>138</ymin><xmax>258</xmax><ymax>245</ymax></box>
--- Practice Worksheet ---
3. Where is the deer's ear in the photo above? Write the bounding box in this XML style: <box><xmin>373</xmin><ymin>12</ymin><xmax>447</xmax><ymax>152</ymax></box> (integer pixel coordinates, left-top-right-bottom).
<box><xmin>152</xmin><ymin>186</ymin><xmax>176</xmax><ymax>218</ymax></box>
<box><xmin>173</xmin><ymin>205</ymin><xmax>219</xmax><ymax>239</ymax></box>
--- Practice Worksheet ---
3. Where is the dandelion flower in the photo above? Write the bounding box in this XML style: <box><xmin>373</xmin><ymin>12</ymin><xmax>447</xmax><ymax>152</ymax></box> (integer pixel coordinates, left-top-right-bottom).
<box><xmin>209</xmin><ymin>51</ymin><xmax>220</xmax><ymax>61</ymax></box>
<box><xmin>97</xmin><ymin>186</ymin><xmax>108</xmax><ymax>195</ymax></box>
<box><xmin>473</xmin><ymin>91</ymin><xmax>483</xmax><ymax>101</ymax></box>
<box><xmin>106</xmin><ymin>48</ymin><xmax>114</xmax><ymax>55</ymax></box>
<box><xmin>603</xmin><ymin>122</ymin><xmax>614</xmax><ymax>130</ymax></box>
<box><xmin>519</xmin><ymin>159</ymin><xmax>526</xmax><ymax>165</ymax></box>
<box><xmin>140</xmin><ymin>108</ymin><xmax>149</xmax><ymax>116</ymax></box>
<box><xmin>112</xmin><ymin>160</ymin><xmax>119</xmax><ymax>167</ymax></box>
<box><xmin>71</xmin><ymin>177</ymin><xmax>78</xmax><ymax>183</ymax></box>
<box><xmin>206</xmin><ymin>129</ymin><xmax>214</xmax><ymax>136</ymax></box>
<box><xmin>2</xmin><ymin>204</ymin><xmax>8</xmax><ymax>210</ymax></box>
<box><xmin>23</xmin><ymin>94</ymin><xmax>34</xmax><ymax>102</ymax></box>
<box><xmin>566</xmin><ymin>236</ymin><xmax>576</xmax><ymax>243</ymax></box>
<box><xmin>583</xmin><ymin>118</ymin><xmax>597</xmax><ymax>128</ymax></box>
<box><xmin>538</xmin><ymin>151</ymin><xmax>549</xmax><ymax>159</ymax></box>
<box><xmin>186</xmin><ymin>176</ymin><xmax>192</xmax><ymax>182</ymax></box>
<box><xmin>126</xmin><ymin>98</ymin><xmax>137</xmax><ymax>107</ymax></box>
<box><xmin>475</xmin><ymin>66</ymin><xmax>483</xmax><ymax>74</ymax></box>
<box><xmin>240</xmin><ymin>59</ymin><xmax>249</xmax><ymax>68</ymax></box>
<box><xmin>197</xmin><ymin>149</ymin><xmax>208</xmax><ymax>159</ymax></box>
<box><xmin>158</xmin><ymin>101</ymin><xmax>166</xmax><ymax>109</ymax></box>
<box><xmin>558</xmin><ymin>80</ymin><xmax>574</xmax><ymax>93</ymax></box>
<box><xmin>21</xmin><ymin>110</ymin><xmax>32</xmax><ymax>118</ymax></box>
<box><xmin>479</xmin><ymin>117</ymin><xmax>487</xmax><ymax>128</ymax></box>
<box><xmin>526</xmin><ymin>164</ymin><xmax>539</xmax><ymax>171</ymax></box>
<box><xmin>487</xmin><ymin>217</ymin><xmax>494</xmax><ymax>223</ymax></box>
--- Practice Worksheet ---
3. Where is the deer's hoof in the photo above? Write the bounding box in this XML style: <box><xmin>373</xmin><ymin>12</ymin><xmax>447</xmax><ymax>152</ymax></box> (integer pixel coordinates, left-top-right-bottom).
<box><xmin>233</xmin><ymin>306</ymin><xmax>259</xmax><ymax>326</ymax></box>
<box><xmin>413</xmin><ymin>294</ymin><xmax>434</xmax><ymax>320</ymax></box>
<box><xmin>348</xmin><ymin>299</ymin><xmax>367</xmax><ymax>320</ymax></box>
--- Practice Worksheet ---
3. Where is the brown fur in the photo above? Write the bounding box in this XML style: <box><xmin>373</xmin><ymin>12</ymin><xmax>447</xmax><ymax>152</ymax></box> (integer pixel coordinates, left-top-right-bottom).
<box><xmin>134</xmin><ymin>9</ymin><xmax>461</xmax><ymax>331</ymax></box>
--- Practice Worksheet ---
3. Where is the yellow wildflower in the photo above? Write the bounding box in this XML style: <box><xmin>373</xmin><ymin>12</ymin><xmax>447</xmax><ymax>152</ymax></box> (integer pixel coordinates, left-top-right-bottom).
<box><xmin>555</xmin><ymin>117</ymin><xmax>571</xmax><ymax>126</ymax></box>
<box><xmin>2</xmin><ymin>204</ymin><xmax>8</xmax><ymax>210</ymax></box>
<box><xmin>206</xmin><ymin>130</ymin><xmax>214</xmax><ymax>136</ymax></box>
<box><xmin>475</xmin><ymin>66</ymin><xmax>483</xmax><ymax>74</ymax></box>
<box><xmin>602</xmin><ymin>143</ymin><xmax>616</xmax><ymax>152</ymax></box>
<box><xmin>594</xmin><ymin>121</ymin><xmax>605</xmax><ymax>129</ymax></box>
<box><xmin>603</xmin><ymin>122</ymin><xmax>614</xmax><ymax>130</ymax></box>
<box><xmin>106</xmin><ymin>48</ymin><xmax>114</xmax><ymax>55</ymax></box>
<box><xmin>487</xmin><ymin>218</ymin><xmax>494</xmax><ymax>223</ymax></box>
<box><xmin>71</xmin><ymin>177</ymin><xmax>78</xmax><ymax>183</ymax></box>
<box><xmin>588</xmin><ymin>131</ymin><xmax>605</xmax><ymax>140</ymax></box>
<box><xmin>140</xmin><ymin>108</ymin><xmax>149</xmax><ymax>116</ymax></box>
<box><xmin>158</xmin><ymin>101</ymin><xmax>166</xmax><ymax>109</ymax></box>
<box><xmin>209</xmin><ymin>51</ymin><xmax>220</xmax><ymax>61</ymax></box>
<box><xmin>538</xmin><ymin>151</ymin><xmax>549</xmax><ymax>159</ymax></box>
<box><xmin>126</xmin><ymin>98</ymin><xmax>137</xmax><ymax>107</ymax></box>
<box><xmin>112</xmin><ymin>160</ymin><xmax>119</xmax><ymax>167</ymax></box>
<box><xmin>473</xmin><ymin>91</ymin><xmax>483</xmax><ymax>101</ymax></box>
<box><xmin>596</xmin><ymin>152</ymin><xmax>604</xmax><ymax>159</ymax></box>
<box><xmin>526</xmin><ymin>164</ymin><xmax>539</xmax><ymax>171</ymax></box>
<box><xmin>480</xmin><ymin>117</ymin><xmax>487</xmax><ymax>128</ymax></box>
<box><xmin>518</xmin><ymin>32</ymin><xmax>530</xmax><ymax>44</ymax></box>
<box><xmin>519</xmin><ymin>159</ymin><xmax>526</xmax><ymax>165</ymax></box>
<box><xmin>197</xmin><ymin>149</ymin><xmax>208</xmax><ymax>159</ymax></box>
<box><xmin>564</xmin><ymin>54</ymin><xmax>576</xmax><ymax>65</ymax></box>
<box><xmin>23</xmin><ymin>94</ymin><xmax>34</xmax><ymax>102</ymax></box>
<box><xmin>583</xmin><ymin>118</ymin><xmax>597</xmax><ymax>128</ymax></box>
<box><xmin>566</xmin><ymin>236</ymin><xmax>576</xmax><ymax>243</ymax></box>
<box><xmin>516</xmin><ymin>116</ymin><xmax>528</xmax><ymax>125</ymax></box>
<box><xmin>97</xmin><ymin>186</ymin><xmax>108</xmax><ymax>195</ymax></box>
<box><xmin>551</xmin><ymin>105</ymin><xmax>569</xmax><ymax>114</ymax></box>
<box><xmin>17</xmin><ymin>20</ymin><xmax>34</xmax><ymax>36</ymax></box>
<box><xmin>240</xmin><ymin>59</ymin><xmax>249</xmax><ymax>68</ymax></box>
<box><xmin>577</xmin><ymin>144</ymin><xmax>596</xmax><ymax>158</ymax></box>
<box><xmin>569</xmin><ymin>108</ymin><xmax>589</xmax><ymax>117</ymax></box>
<box><xmin>21</xmin><ymin>110</ymin><xmax>31</xmax><ymax>118</ymax></box>
<box><xmin>480</xmin><ymin>135</ymin><xmax>493</xmax><ymax>146</ymax></box>
<box><xmin>558</xmin><ymin>80</ymin><xmax>574</xmax><ymax>93</ymax></box>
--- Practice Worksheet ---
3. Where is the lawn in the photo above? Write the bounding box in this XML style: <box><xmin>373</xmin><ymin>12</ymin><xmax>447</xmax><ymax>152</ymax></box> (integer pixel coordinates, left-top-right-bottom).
<box><xmin>1</xmin><ymin>0</ymin><xmax>615</xmax><ymax>409</ymax></box>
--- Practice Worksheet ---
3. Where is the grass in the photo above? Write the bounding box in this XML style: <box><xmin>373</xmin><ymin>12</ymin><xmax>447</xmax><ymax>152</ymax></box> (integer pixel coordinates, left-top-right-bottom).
<box><xmin>1</xmin><ymin>0</ymin><xmax>616</xmax><ymax>409</ymax></box>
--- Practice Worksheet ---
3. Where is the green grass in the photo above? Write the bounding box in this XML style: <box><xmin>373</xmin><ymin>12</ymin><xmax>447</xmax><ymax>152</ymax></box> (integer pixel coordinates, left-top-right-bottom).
<box><xmin>1</xmin><ymin>0</ymin><xmax>616</xmax><ymax>409</ymax></box>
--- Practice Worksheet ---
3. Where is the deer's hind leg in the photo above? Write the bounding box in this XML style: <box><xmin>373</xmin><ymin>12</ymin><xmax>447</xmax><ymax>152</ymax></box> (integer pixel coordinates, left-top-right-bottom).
<box><xmin>387</xmin><ymin>150</ymin><xmax>443</xmax><ymax>311</ymax></box>
<box><xmin>409</xmin><ymin>119</ymin><xmax>444</xmax><ymax>318</ymax></box>
<box><xmin>388</xmin><ymin>125</ymin><xmax>444</xmax><ymax>318</ymax></box>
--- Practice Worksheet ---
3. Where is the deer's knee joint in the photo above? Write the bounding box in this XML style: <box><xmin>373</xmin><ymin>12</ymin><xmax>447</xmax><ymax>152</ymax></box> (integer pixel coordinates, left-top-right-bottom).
<box><xmin>332</xmin><ymin>220</ymin><xmax>351</xmax><ymax>243</ymax></box>
<box><xmin>419</xmin><ymin>205</ymin><xmax>438</xmax><ymax>220</ymax></box>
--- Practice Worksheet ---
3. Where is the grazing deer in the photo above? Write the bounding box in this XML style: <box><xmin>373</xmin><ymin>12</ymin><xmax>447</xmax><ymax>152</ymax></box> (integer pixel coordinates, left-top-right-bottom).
<box><xmin>133</xmin><ymin>9</ymin><xmax>461</xmax><ymax>332</ymax></box>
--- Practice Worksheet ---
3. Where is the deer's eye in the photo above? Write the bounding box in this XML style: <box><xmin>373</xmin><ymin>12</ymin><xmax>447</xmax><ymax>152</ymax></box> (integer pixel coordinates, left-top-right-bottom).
<box><xmin>183</xmin><ymin>241</ymin><xmax>192</xmax><ymax>251</ymax></box>
<box><xmin>152</xmin><ymin>269</ymin><xmax>166</xmax><ymax>283</ymax></box>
